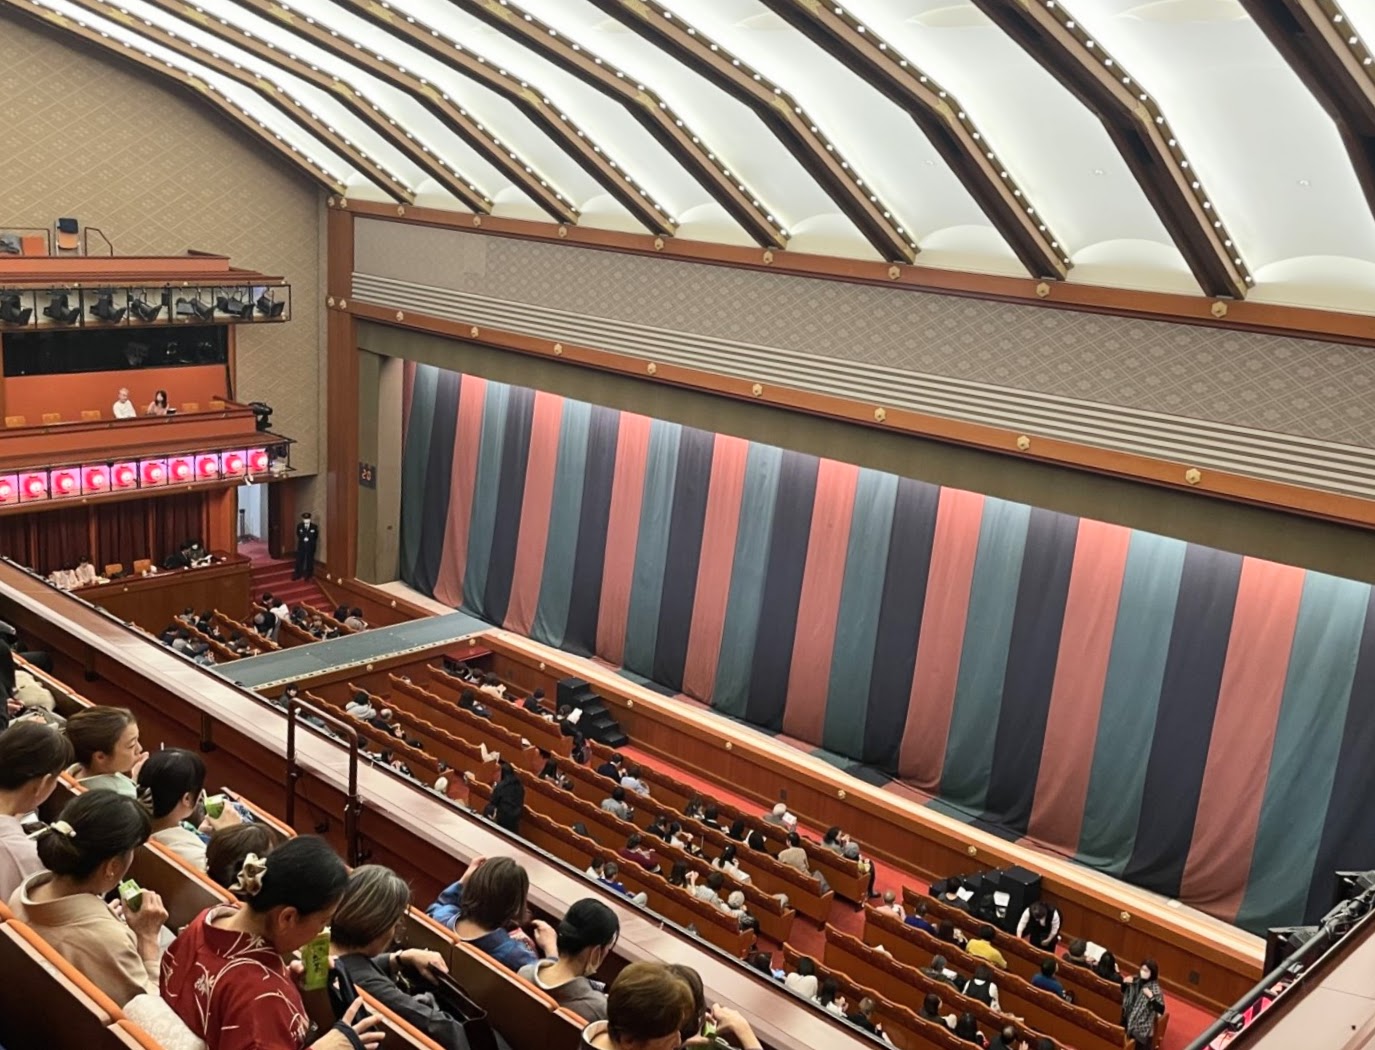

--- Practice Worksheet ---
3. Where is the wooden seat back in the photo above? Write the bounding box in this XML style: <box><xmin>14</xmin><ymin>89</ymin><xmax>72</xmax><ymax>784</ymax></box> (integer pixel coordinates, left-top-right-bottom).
<box><xmin>0</xmin><ymin>921</ymin><xmax>123</xmax><ymax>1050</ymax></box>
<box><xmin>83</xmin><ymin>409</ymin><xmax>104</xmax><ymax>421</ymax></box>
<box><xmin>132</xmin><ymin>838</ymin><xmax>234</xmax><ymax>931</ymax></box>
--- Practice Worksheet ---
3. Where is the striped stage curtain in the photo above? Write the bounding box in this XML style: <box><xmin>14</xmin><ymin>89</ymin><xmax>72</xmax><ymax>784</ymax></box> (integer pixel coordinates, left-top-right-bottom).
<box><xmin>398</xmin><ymin>361</ymin><xmax>1375</xmax><ymax>933</ymax></box>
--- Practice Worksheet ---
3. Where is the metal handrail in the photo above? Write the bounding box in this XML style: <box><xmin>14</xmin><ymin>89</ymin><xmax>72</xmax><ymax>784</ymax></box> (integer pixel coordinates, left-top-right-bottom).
<box><xmin>82</xmin><ymin>227</ymin><xmax>114</xmax><ymax>256</ymax></box>
<box><xmin>285</xmin><ymin>697</ymin><xmax>364</xmax><ymax>865</ymax></box>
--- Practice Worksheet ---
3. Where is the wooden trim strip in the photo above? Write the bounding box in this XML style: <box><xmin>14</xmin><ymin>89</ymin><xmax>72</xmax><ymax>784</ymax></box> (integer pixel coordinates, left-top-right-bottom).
<box><xmin>338</xmin><ymin>199</ymin><xmax>1375</xmax><ymax>345</ymax></box>
<box><xmin>343</xmin><ymin>296</ymin><xmax>1375</xmax><ymax>530</ymax></box>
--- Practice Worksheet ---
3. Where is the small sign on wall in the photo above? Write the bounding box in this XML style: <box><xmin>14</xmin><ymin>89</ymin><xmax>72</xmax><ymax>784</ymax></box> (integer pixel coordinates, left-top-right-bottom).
<box><xmin>358</xmin><ymin>462</ymin><xmax>376</xmax><ymax>489</ymax></box>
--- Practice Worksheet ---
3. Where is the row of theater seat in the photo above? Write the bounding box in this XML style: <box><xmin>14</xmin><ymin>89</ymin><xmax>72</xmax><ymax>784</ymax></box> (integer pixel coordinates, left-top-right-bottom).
<box><xmin>4</xmin><ymin>403</ymin><xmax>220</xmax><ymax>427</ymax></box>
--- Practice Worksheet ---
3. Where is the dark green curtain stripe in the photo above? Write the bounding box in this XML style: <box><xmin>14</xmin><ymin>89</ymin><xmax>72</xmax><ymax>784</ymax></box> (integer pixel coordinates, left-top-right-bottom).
<box><xmin>562</xmin><ymin>405</ymin><xmax>621</xmax><ymax>657</ymax></box>
<box><xmin>531</xmin><ymin>399</ymin><xmax>592</xmax><ymax>649</ymax></box>
<box><xmin>1301</xmin><ymin>588</ymin><xmax>1375</xmax><ymax>924</ymax></box>
<box><xmin>411</xmin><ymin>368</ymin><xmax>461</xmax><ymax>597</ymax></box>
<box><xmin>651</xmin><ymin>425</ymin><xmax>716</xmax><ymax>691</ymax></box>
<box><xmin>859</xmin><ymin>477</ymin><xmax>941</xmax><ymax>769</ymax></box>
<box><xmin>939</xmin><ymin>499</ymin><xmax>1032</xmax><ymax>811</ymax></box>
<box><xmin>481</xmin><ymin>385</ymin><xmax>537</xmax><ymax>624</ymax></box>
<box><xmin>743</xmin><ymin>450</ymin><xmax>819</xmax><ymax>729</ymax></box>
<box><xmin>713</xmin><ymin>443</ymin><xmax>784</xmax><ymax>719</ymax></box>
<box><xmin>622</xmin><ymin>420</ymin><xmax>684</xmax><ymax>676</ymax></box>
<box><xmin>1075</xmin><ymin>533</ymin><xmax>1188</xmax><ymax>874</ymax></box>
<box><xmin>397</xmin><ymin>361</ymin><xmax>440</xmax><ymax>587</ymax></box>
<box><xmin>1122</xmin><ymin>545</ymin><xmax>1244</xmax><ymax>895</ymax></box>
<box><xmin>821</xmin><ymin>469</ymin><xmax>899</xmax><ymax>758</ymax></box>
<box><xmin>983</xmin><ymin>508</ymin><xmax>1080</xmax><ymax>832</ymax></box>
<box><xmin>1237</xmin><ymin>575</ymin><xmax>1371</xmax><ymax>930</ymax></box>
<box><xmin>461</xmin><ymin>381</ymin><xmax>510</xmax><ymax>615</ymax></box>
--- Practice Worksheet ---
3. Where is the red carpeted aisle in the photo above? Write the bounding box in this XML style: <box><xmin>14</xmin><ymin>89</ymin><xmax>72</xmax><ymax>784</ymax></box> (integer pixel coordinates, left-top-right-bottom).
<box><xmin>618</xmin><ymin>744</ymin><xmax>1214</xmax><ymax>1050</ymax></box>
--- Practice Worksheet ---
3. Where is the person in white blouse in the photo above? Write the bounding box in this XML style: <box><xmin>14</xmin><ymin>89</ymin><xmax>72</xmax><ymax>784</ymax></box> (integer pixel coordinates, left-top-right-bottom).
<box><xmin>136</xmin><ymin>748</ymin><xmax>240</xmax><ymax>870</ymax></box>
<box><xmin>112</xmin><ymin>388</ymin><xmax>137</xmax><ymax>419</ymax></box>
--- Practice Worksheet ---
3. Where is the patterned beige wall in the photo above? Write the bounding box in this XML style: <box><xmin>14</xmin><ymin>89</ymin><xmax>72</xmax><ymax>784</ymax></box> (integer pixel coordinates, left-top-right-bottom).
<box><xmin>0</xmin><ymin>14</ymin><xmax>324</xmax><ymax>481</ymax></box>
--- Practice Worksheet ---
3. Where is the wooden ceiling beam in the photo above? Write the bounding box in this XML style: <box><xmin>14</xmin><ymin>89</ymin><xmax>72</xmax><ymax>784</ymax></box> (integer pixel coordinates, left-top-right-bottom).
<box><xmin>138</xmin><ymin>0</ymin><xmax>481</xmax><ymax>208</ymax></box>
<box><xmin>67</xmin><ymin>0</ymin><xmax>414</xmax><ymax>201</ymax></box>
<box><xmin>1241</xmin><ymin>0</ymin><xmax>1375</xmax><ymax>225</ymax></box>
<box><xmin>759</xmin><ymin>0</ymin><xmax>1068</xmax><ymax>280</ymax></box>
<box><xmin>583</xmin><ymin>0</ymin><xmax>917</xmax><ymax>263</ymax></box>
<box><xmin>0</xmin><ymin>0</ymin><xmax>348</xmax><ymax>195</ymax></box>
<box><xmin>971</xmin><ymin>0</ymin><xmax>1252</xmax><ymax>299</ymax></box>
<box><xmin>449</xmin><ymin>0</ymin><xmax>787</xmax><ymax>249</ymax></box>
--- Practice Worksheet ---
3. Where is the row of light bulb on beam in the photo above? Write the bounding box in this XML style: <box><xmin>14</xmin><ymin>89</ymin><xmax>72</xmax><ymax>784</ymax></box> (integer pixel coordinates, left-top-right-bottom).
<box><xmin>0</xmin><ymin>449</ymin><xmax>270</xmax><ymax>506</ymax></box>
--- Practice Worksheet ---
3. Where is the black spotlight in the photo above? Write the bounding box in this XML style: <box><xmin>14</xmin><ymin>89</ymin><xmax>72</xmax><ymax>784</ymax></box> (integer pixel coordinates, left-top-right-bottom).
<box><xmin>215</xmin><ymin>294</ymin><xmax>255</xmax><ymax>319</ymax></box>
<box><xmin>175</xmin><ymin>296</ymin><xmax>215</xmax><ymax>321</ymax></box>
<box><xmin>255</xmin><ymin>293</ymin><xmax>287</xmax><ymax>318</ymax></box>
<box><xmin>89</xmin><ymin>290</ymin><xmax>126</xmax><ymax>323</ymax></box>
<box><xmin>128</xmin><ymin>294</ymin><xmax>163</xmax><ymax>322</ymax></box>
<box><xmin>0</xmin><ymin>293</ymin><xmax>31</xmax><ymax>325</ymax></box>
<box><xmin>43</xmin><ymin>293</ymin><xmax>80</xmax><ymax>324</ymax></box>
<box><xmin>249</xmin><ymin>400</ymin><xmax>273</xmax><ymax>432</ymax></box>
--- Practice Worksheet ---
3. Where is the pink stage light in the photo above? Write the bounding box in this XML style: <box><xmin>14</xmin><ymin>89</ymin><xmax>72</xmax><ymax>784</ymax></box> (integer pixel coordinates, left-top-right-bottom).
<box><xmin>197</xmin><ymin>455</ymin><xmax>220</xmax><ymax>479</ymax></box>
<box><xmin>140</xmin><ymin>460</ymin><xmax>167</xmax><ymax>486</ymax></box>
<box><xmin>20</xmin><ymin>472</ymin><xmax>48</xmax><ymax>501</ymax></box>
<box><xmin>0</xmin><ymin>477</ymin><xmax>17</xmax><ymax>504</ymax></box>
<box><xmin>247</xmin><ymin>448</ymin><xmax>269</xmax><ymax>473</ymax></box>
<box><xmin>112</xmin><ymin>463</ymin><xmax>138</xmax><ymax>489</ymax></box>
<box><xmin>51</xmin><ymin>470</ymin><xmax>78</xmax><ymax>496</ymax></box>
<box><xmin>169</xmin><ymin>457</ymin><xmax>193</xmax><ymax>482</ymax></box>
<box><xmin>84</xmin><ymin>466</ymin><xmax>110</xmax><ymax>492</ymax></box>
<box><xmin>223</xmin><ymin>451</ymin><xmax>246</xmax><ymax>476</ymax></box>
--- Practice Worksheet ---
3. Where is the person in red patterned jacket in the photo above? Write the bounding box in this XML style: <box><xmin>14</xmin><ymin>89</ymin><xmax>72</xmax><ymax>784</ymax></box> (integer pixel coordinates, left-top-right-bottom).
<box><xmin>160</xmin><ymin>835</ymin><xmax>382</xmax><ymax>1050</ymax></box>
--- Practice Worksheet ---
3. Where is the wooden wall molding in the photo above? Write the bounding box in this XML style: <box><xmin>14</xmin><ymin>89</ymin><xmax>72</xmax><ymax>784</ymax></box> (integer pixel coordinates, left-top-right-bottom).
<box><xmin>343</xmin><ymin>294</ymin><xmax>1375</xmax><ymax>531</ymax></box>
<box><xmin>338</xmin><ymin>199</ymin><xmax>1375</xmax><ymax>346</ymax></box>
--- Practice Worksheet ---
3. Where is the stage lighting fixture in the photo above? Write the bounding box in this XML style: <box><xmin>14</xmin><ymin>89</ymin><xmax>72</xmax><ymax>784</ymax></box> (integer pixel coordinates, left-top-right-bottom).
<box><xmin>216</xmin><ymin>294</ymin><xmax>255</xmax><ymax>319</ymax></box>
<box><xmin>42</xmin><ymin>293</ymin><xmax>80</xmax><ymax>324</ymax></box>
<box><xmin>255</xmin><ymin>293</ymin><xmax>286</xmax><ymax>318</ymax></box>
<box><xmin>247</xmin><ymin>449</ymin><xmax>269</xmax><ymax>473</ymax></box>
<box><xmin>84</xmin><ymin>466</ymin><xmax>109</xmax><ymax>492</ymax></box>
<box><xmin>128</xmin><ymin>294</ymin><xmax>163</xmax><ymax>322</ymax></box>
<box><xmin>0</xmin><ymin>293</ymin><xmax>31</xmax><ymax>325</ymax></box>
<box><xmin>112</xmin><ymin>463</ymin><xmax>137</xmax><ymax>489</ymax></box>
<box><xmin>196</xmin><ymin>455</ymin><xmax>220</xmax><ymax>479</ymax></box>
<box><xmin>89</xmin><ymin>291</ymin><xmax>126</xmax><ymax>324</ymax></box>
<box><xmin>0</xmin><ymin>477</ymin><xmax>17</xmax><ymax>504</ymax></box>
<box><xmin>140</xmin><ymin>460</ymin><xmax>167</xmax><ymax>486</ymax></box>
<box><xmin>222</xmin><ymin>451</ymin><xmax>246</xmax><ymax>477</ymax></box>
<box><xmin>19</xmin><ymin>472</ymin><xmax>48</xmax><ymax>501</ymax></box>
<box><xmin>169</xmin><ymin>457</ymin><xmax>193</xmax><ymax>482</ymax></box>
<box><xmin>175</xmin><ymin>296</ymin><xmax>214</xmax><ymax>321</ymax></box>
<box><xmin>51</xmin><ymin>470</ymin><xmax>78</xmax><ymax>496</ymax></box>
<box><xmin>249</xmin><ymin>401</ymin><xmax>273</xmax><ymax>432</ymax></box>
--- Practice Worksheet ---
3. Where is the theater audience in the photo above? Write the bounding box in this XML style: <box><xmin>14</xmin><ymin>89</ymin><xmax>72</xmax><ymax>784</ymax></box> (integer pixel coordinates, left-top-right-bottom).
<box><xmin>823</xmin><ymin>825</ymin><xmax>877</xmax><ymax>898</ymax></box>
<box><xmin>601</xmin><ymin>786</ymin><xmax>634</xmax><ymax>822</ymax></box>
<box><xmin>966</xmin><ymin>924</ymin><xmax>1008</xmax><ymax>969</ymax></box>
<box><xmin>919</xmin><ymin>992</ymin><xmax>952</xmax><ymax>1028</ymax></box>
<box><xmin>964</xmin><ymin>963</ymin><xmax>1001</xmax><ymax>1011</ymax></box>
<box><xmin>345</xmin><ymin>690</ymin><xmax>376</xmax><ymax>721</ymax></box>
<box><xmin>668</xmin><ymin>962</ymin><xmax>764</xmax><ymax>1050</ymax></box>
<box><xmin>113</xmin><ymin>387</ymin><xmax>137</xmax><ymax>419</ymax></box>
<box><xmin>1017</xmin><ymin>900</ymin><xmax>1062</xmax><ymax>951</ymax></box>
<box><xmin>848</xmin><ymin>997</ymin><xmax>889</xmax><ymax>1042</ymax></box>
<box><xmin>816</xmin><ymin>976</ymin><xmax>847</xmax><ymax>1017</ymax></box>
<box><xmin>711</xmin><ymin>843</ymin><xmax>751</xmax><ymax>884</ymax></box>
<box><xmin>686</xmin><ymin>869</ymin><xmax>729</xmax><ymax>911</ymax></box>
<box><xmin>666</xmin><ymin>860</ymin><xmax>689</xmax><ymax>888</ymax></box>
<box><xmin>74</xmin><ymin>556</ymin><xmax>98</xmax><ymax>587</ymax></box>
<box><xmin>459</xmin><ymin>688</ymin><xmax>492</xmax><ymax>721</ymax></box>
<box><xmin>880</xmin><ymin>889</ymin><xmax>905</xmax><ymax>919</ymax></box>
<box><xmin>701</xmin><ymin>803</ymin><xmax>723</xmax><ymax>830</ymax></box>
<box><xmin>726</xmin><ymin>818</ymin><xmax>748</xmax><ymax>842</ymax></box>
<box><xmin>1064</xmin><ymin>938</ymin><xmax>1091</xmax><ymax>968</ymax></box>
<box><xmin>1032</xmin><ymin>958</ymin><xmax>1071</xmax><ymax>1001</ymax></box>
<box><xmin>987</xmin><ymin>1024</ymin><xmax>1027</xmax><ymax>1050</ymax></box>
<box><xmin>161</xmin><ymin>835</ymin><xmax>381</xmax><ymax>1050</ymax></box>
<box><xmin>619</xmin><ymin>764</ymin><xmax>650</xmax><ymax>797</ymax></box>
<box><xmin>10</xmin><ymin>789</ymin><xmax>168</xmax><ymax>1006</ymax></box>
<box><xmin>205</xmin><ymin>822</ymin><xmax>282</xmax><ymax>893</ymax></box>
<box><xmin>483</xmin><ymin>761</ymin><xmax>525</xmax><ymax>835</ymax></box>
<box><xmin>762</xmin><ymin>802</ymin><xmax>795</xmax><ymax>829</ymax></box>
<box><xmin>1095</xmin><ymin>949</ymin><xmax>1123</xmax><ymax>986</ymax></box>
<box><xmin>579</xmin><ymin>961</ymin><xmax>696</xmax><ymax>1050</ymax></box>
<box><xmin>922</xmin><ymin>955</ymin><xmax>964</xmax><ymax>991</ymax></box>
<box><xmin>145</xmin><ymin>390</ymin><xmax>170</xmax><ymax>416</ymax></box>
<box><xmin>66</xmin><ymin>705</ymin><xmax>144</xmax><ymax>796</ymax></box>
<box><xmin>598</xmin><ymin>861</ymin><xmax>648</xmax><ymax>906</ymax></box>
<box><xmin>937</xmin><ymin>919</ymin><xmax>968</xmax><ymax>948</ymax></box>
<box><xmin>426</xmin><ymin>856</ymin><xmax>556</xmax><ymax>971</ymax></box>
<box><xmin>518</xmin><ymin>898</ymin><xmax>620</xmax><ymax>1021</ymax></box>
<box><xmin>522</xmin><ymin>688</ymin><xmax>547</xmax><ymax>714</ymax></box>
<box><xmin>618</xmin><ymin>832</ymin><xmax>660</xmax><ymax>872</ymax></box>
<box><xmin>906</xmin><ymin>901</ymin><xmax>937</xmax><ymax>933</ymax></box>
<box><xmin>344</xmin><ymin>608</ymin><xmax>368</xmax><ymax>631</ymax></box>
<box><xmin>744</xmin><ymin>827</ymin><xmax>770</xmax><ymax>854</ymax></box>
<box><xmin>784</xmin><ymin>956</ymin><xmax>818</xmax><ymax>998</ymax></box>
<box><xmin>596</xmin><ymin>752</ymin><xmax>624</xmax><ymax>780</ymax></box>
<box><xmin>137</xmin><ymin>747</ymin><xmax>240</xmax><ymax>870</ymax></box>
<box><xmin>953</xmin><ymin>1012</ymin><xmax>987</xmax><ymax>1046</ymax></box>
<box><xmin>0</xmin><ymin>720</ymin><xmax>72</xmax><ymax>899</ymax></box>
<box><xmin>329</xmin><ymin>864</ymin><xmax>468</xmax><ymax>1050</ymax></box>
<box><xmin>1121</xmin><ymin>959</ymin><xmax>1165</xmax><ymax>1049</ymax></box>
<box><xmin>478</xmin><ymin>673</ymin><xmax>505</xmax><ymax>699</ymax></box>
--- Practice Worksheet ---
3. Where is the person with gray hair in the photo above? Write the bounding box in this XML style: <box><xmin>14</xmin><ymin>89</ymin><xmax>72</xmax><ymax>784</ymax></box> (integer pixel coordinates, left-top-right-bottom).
<box><xmin>329</xmin><ymin>864</ymin><xmax>471</xmax><ymax>1049</ymax></box>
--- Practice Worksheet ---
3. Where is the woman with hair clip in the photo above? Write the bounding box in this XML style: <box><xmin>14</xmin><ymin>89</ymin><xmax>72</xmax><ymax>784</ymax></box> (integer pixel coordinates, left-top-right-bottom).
<box><xmin>329</xmin><ymin>865</ymin><xmax>470</xmax><ymax>1050</ymax></box>
<box><xmin>161</xmin><ymin>835</ymin><xmax>383</xmax><ymax>1050</ymax></box>
<box><xmin>518</xmin><ymin>898</ymin><xmax>620</xmax><ymax>1021</ymax></box>
<box><xmin>204</xmin><ymin>822</ymin><xmax>283</xmax><ymax>892</ymax></box>
<box><xmin>9</xmin><ymin>789</ymin><xmax>169</xmax><ymax>1006</ymax></box>
<box><xmin>665</xmin><ymin>963</ymin><xmax>763</xmax><ymax>1050</ymax></box>
<box><xmin>0</xmin><ymin>720</ymin><xmax>73</xmax><ymax>899</ymax></box>
<box><xmin>65</xmin><ymin>706</ymin><xmax>145</xmax><ymax>796</ymax></box>
<box><xmin>137</xmin><ymin>747</ymin><xmax>241</xmax><ymax>870</ymax></box>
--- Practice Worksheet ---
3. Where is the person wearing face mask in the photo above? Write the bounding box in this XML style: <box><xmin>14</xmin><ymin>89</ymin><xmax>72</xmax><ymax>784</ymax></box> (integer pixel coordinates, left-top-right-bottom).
<box><xmin>518</xmin><ymin>898</ymin><xmax>621</xmax><ymax>1021</ymax></box>
<box><xmin>1121</xmin><ymin>959</ymin><xmax>1165</xmax><ymax>1049</ymax></box>
<box><xmin>161</xmin><ymin>835</ymin><xmax>382</xmax><ymax>1050</ymax></box>
<box><xmin>9</xmin><ymin>789</ymin><xmax>170</xmax><ymax>1006</ymax></box>
<box><xmin>329</xmin><ymin>865</ymin><xmax>466</xmax><ymax>1049</ymax></box>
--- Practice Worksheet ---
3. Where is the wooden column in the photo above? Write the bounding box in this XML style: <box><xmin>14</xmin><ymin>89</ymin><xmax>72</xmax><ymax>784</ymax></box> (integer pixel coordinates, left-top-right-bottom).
<box><xmin>324</xmin><ymin>202</ymin><xmax>358</xmax><ymax>577</ymax></box>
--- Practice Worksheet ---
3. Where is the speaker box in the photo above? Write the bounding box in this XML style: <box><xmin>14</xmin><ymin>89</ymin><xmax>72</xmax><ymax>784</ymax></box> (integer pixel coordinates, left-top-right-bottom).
<box><xmin>996</xmin><ymin>866</ymin><xmax>1042</xmax><ymax>933</ymax></box>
